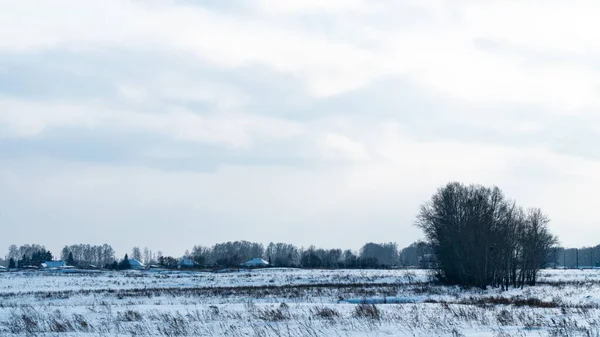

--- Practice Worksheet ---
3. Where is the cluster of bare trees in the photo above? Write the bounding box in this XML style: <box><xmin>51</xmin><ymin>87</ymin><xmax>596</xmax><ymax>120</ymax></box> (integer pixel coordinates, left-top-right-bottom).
<box><xmin>60</xmin><ymin>244</ymin><xmax>116</xmax><ymax>268</ymax></box>
<box><xmin>6</xmin><ymin>244</ymin><xmax>53</xmax><ymax>268</ymax></box>
<box><xmin>417</xmin><ymin>182</ymin><xmax>558</xmax><ymax>289</ymax></box>
<box><xmin>360</xmin><ymin>242</ymin><xmax>399</xmax><ymax>266</ymax></box>
<box><xmin>7</xmin><ymin>244</ymin><xmax>46</xmax><ymax>261</ymax></box>
<box><xmin>300</xmin><ymin>246</ymin><xmax>343</xmax><ymax>268</ymax></box>
<box><xmin>265</xmin><ymin>243</ymin><xmax>301</xmax><ymax>267</ymax></box>
<box><xmin>557</xmin><ymin>246</ymin><xmax>600</xmax><ymax>268</ymax></box>
<box><xmin>399</xmin><ymin>241</ymin><xmax>433</xmax><ymax>267</ymax></box>
<box><xmin>186</xmin><ymin>241</ymin><xmax>400</xmax><ymax>268</ymax></box>
<box><xmin>128</xmin><ymin>246</ymin><xmax>160</xmax><ymax>265</ymax></box>
<box><xmin>190</xmin><ymin>241</ymin><xmax>265</xmax><ymax>267</ymax></box>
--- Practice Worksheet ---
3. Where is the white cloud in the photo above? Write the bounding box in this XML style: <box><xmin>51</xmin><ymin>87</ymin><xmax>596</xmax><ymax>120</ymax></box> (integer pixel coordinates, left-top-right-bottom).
<box><xmin>1</xmin><ymin>0</ymin><xmax>600</xmax><ymax>108</ymax></box>
<box><xmin>0</xmin><ymin>99</ymin><xmax>97</xmax><ymax>137</ymax></box>
<box><xmin>0</xmin><ymin>1</ymin><xmax>382</xmax><ymax>97</ymax></box>
<box><xmin>320</xmin><ymin>133</ymin><xmax>370</xmax><ymax>161</ymax></box>
<box><xmin>0</xmin><ymin>98</ymin><xmax>306</xmax><ymax>147</ymax></box>
<box><xmin>255</xmin><ymin>0</ymin><xmax>373</xmax><ymax>14</ymax></box>
<box><xmin>463</xmin><ymin>2</ymin><xmax>600</xmax><ymax>54</ymax></box>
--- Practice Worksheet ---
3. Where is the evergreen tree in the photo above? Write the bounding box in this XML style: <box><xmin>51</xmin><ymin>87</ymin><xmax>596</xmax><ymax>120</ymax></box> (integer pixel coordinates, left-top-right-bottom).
<box><xmin>30</xmin><ymin>250</ymin><xmax>53</xmax><ymax>267</ymax></box>
<box><xmin>66</xmin><ymin>252</ymin><xmax>75</xmax><ymax>267</ymax></box>
<box><xmin>8</xmin><ymin>258</ymin><xmax>15</xmax><ymax>269</ymax></box>
<box><xmin>118</xmin><ymin>254</ymin><xmax>131</xmax><ymax>270</ymax></box>
<box><xmin>19</xmin><ymin>254</ymin><xmax>29</xmax><ymax>268</ymax></box>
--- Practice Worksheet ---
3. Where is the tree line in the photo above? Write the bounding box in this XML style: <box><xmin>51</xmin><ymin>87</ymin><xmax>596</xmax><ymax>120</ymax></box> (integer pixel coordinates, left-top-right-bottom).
<box><xmin>554</xmin><ymin>246</ymin><xmax>600</xmax><ymax>268</ymax></box>
<box><xmin>2</xmin><ymin>241</ymin><xmax>422</xmax><ymax>270</ymax></box>
<box><xmin>189</xmin><ymin>241</ymin><xmax>405</xmax><ymax>269</ymax></box>
<box><xmin>0</xmin><ymin>239</ymin><xmax>582</xmax><ymax>273</ymax></box>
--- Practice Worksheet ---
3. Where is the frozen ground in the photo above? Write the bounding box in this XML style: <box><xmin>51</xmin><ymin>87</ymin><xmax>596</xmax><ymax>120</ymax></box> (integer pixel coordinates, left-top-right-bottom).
<box><xmin>1</xmin><ymin>268</ymin><xmax>600</xmax><ymax>336</ymax></box>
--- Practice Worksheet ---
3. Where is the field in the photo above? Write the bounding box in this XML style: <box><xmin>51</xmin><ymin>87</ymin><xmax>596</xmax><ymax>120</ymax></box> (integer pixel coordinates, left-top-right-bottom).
<box><xmin>1</xmin><ymin>268</ymin><xmax>600</xmax><ymax>336</ymax></box>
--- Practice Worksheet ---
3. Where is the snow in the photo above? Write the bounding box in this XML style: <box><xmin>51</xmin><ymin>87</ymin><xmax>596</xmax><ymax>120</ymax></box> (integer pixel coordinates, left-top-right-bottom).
<box><xmin>241</xmin><ymin>257</ymin><xmax>269</xmax><ymax>267</ymax></box>
<box><xmin>344</xmin><ymin>296</ymin><xmax>421</xmax><ymax>304</ymax></box>
<box><xmin>0</xmin><ymin>268</ymin><xmax>599</xmax><ymax>336</ymax></box>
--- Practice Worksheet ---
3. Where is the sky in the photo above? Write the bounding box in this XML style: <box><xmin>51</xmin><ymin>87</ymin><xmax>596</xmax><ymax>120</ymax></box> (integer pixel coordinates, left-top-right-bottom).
<box><xmin>2</xmin><ymin>0</ymin><xmax>600</xmax><ymax>257</ymax></box>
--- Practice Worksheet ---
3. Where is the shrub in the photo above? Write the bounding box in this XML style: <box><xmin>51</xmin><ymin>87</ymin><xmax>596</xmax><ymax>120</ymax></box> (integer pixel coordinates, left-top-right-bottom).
<box><xmin>118</xmin><ymin>310</ymin><xmax>143</xmax><ymax>322</ymax></box>
<box><xmin>353</xmin><ymin>304</ymin><xmax>380</xmax><ymax>320</ymax></box>
<box><xmin>311</xmin><ymin>306</ymin><xmax>340</xmax><ymax>320</ymax></box>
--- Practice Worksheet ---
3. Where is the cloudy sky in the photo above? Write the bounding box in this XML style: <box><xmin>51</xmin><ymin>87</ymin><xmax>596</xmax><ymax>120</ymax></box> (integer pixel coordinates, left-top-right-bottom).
<box><xmin>1</xmin><ymin>0</ymin><xmax>600</xmax><ymax>257</ymax></box>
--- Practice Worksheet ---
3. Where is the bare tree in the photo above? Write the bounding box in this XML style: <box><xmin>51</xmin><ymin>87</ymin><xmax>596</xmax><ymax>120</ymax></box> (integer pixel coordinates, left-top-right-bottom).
<box><xmin>60</xmin><ymin>244</ymin><xmax>116</xmax><ymax>267</ymax></box>
<box><xmin>131</xmin><ymin>247</ymin><xmax>142</xmax><ymax>261</ymax></box>
<box><xmin>265</xmin><ymin>242</ymin><xmax>301</xmax><ymax>267</ymax></box>
<box><xmin>143</xmin><ymin>247</ymin><xmax>153</xmax><ymax>265</ymax></box>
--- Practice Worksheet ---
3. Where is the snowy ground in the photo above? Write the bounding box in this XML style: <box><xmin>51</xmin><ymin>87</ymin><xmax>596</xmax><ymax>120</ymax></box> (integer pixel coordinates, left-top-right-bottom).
<box><xmin>1</xmin><ymin>268</ymin><xmax>600</xmax><ymax>336</ymax></box>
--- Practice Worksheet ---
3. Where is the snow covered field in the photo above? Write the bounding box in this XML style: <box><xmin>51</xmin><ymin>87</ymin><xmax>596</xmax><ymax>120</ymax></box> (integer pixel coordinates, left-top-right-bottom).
<box><xmin>1</xmin><ymin>268</ymin><xmax>600</xmax><ymax>336</ymax></box>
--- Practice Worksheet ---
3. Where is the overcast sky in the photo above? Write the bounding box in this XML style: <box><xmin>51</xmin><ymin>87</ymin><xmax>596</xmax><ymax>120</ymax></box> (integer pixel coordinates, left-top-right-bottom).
<box><xmin>1</xmin><ymin>0</ymin><xmax>600</xmax><ymax>257</ymax></box>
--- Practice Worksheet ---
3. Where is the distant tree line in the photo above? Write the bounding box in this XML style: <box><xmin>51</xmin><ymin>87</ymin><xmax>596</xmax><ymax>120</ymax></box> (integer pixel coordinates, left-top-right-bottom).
<box><xmin>417</xmin><ymin>182</ymin><xmax>558</xmax><ymax>289</ymax></box>
<box><xmin>4</xmin><ymin>239</ymin><xmax>590</xmax><ymax>273</ymax></box>
<box><xmin>60</xmin><ymin>244</ymin><xmax>116</xmax><ymax>268</ymax></box>
<box><xmin>553</xmin><ymin>246</ymin><xmax>600</xmax><ymax>268</ymax></box>
<box><xmin>6</xmin><ymin>244</ymin><xmax>53</xmax><ymax>268</ymax></box>
<box><xmin>3</xmin><ymin>241</ymin><xmax>428</xmax><ymax>270</ymax></box>
<box><xmin>186</xmin><ymin>241</ymin><xmax>404</xmax><ymax>269</ymax></box>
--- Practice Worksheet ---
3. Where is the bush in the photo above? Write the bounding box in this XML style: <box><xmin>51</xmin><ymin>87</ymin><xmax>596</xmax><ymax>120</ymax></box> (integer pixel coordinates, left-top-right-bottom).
<box><xmin>311</xmin><ymin>306</ymin><xmax>340</xmax><ymax>320</ymax></box>
<box><xmin>118</xmin><ymin>310</ymin><xmax>143</xmax><ymax>322</ymax></box>
<box><xmin>353</xmin><ymin>304</ymin><xmax>380</xmax><ymax>320</ymax></box>
<box><xmin>257</xmin><ymin>307</ymin><xmax>289</xmax><ymax>321</ymax></box>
